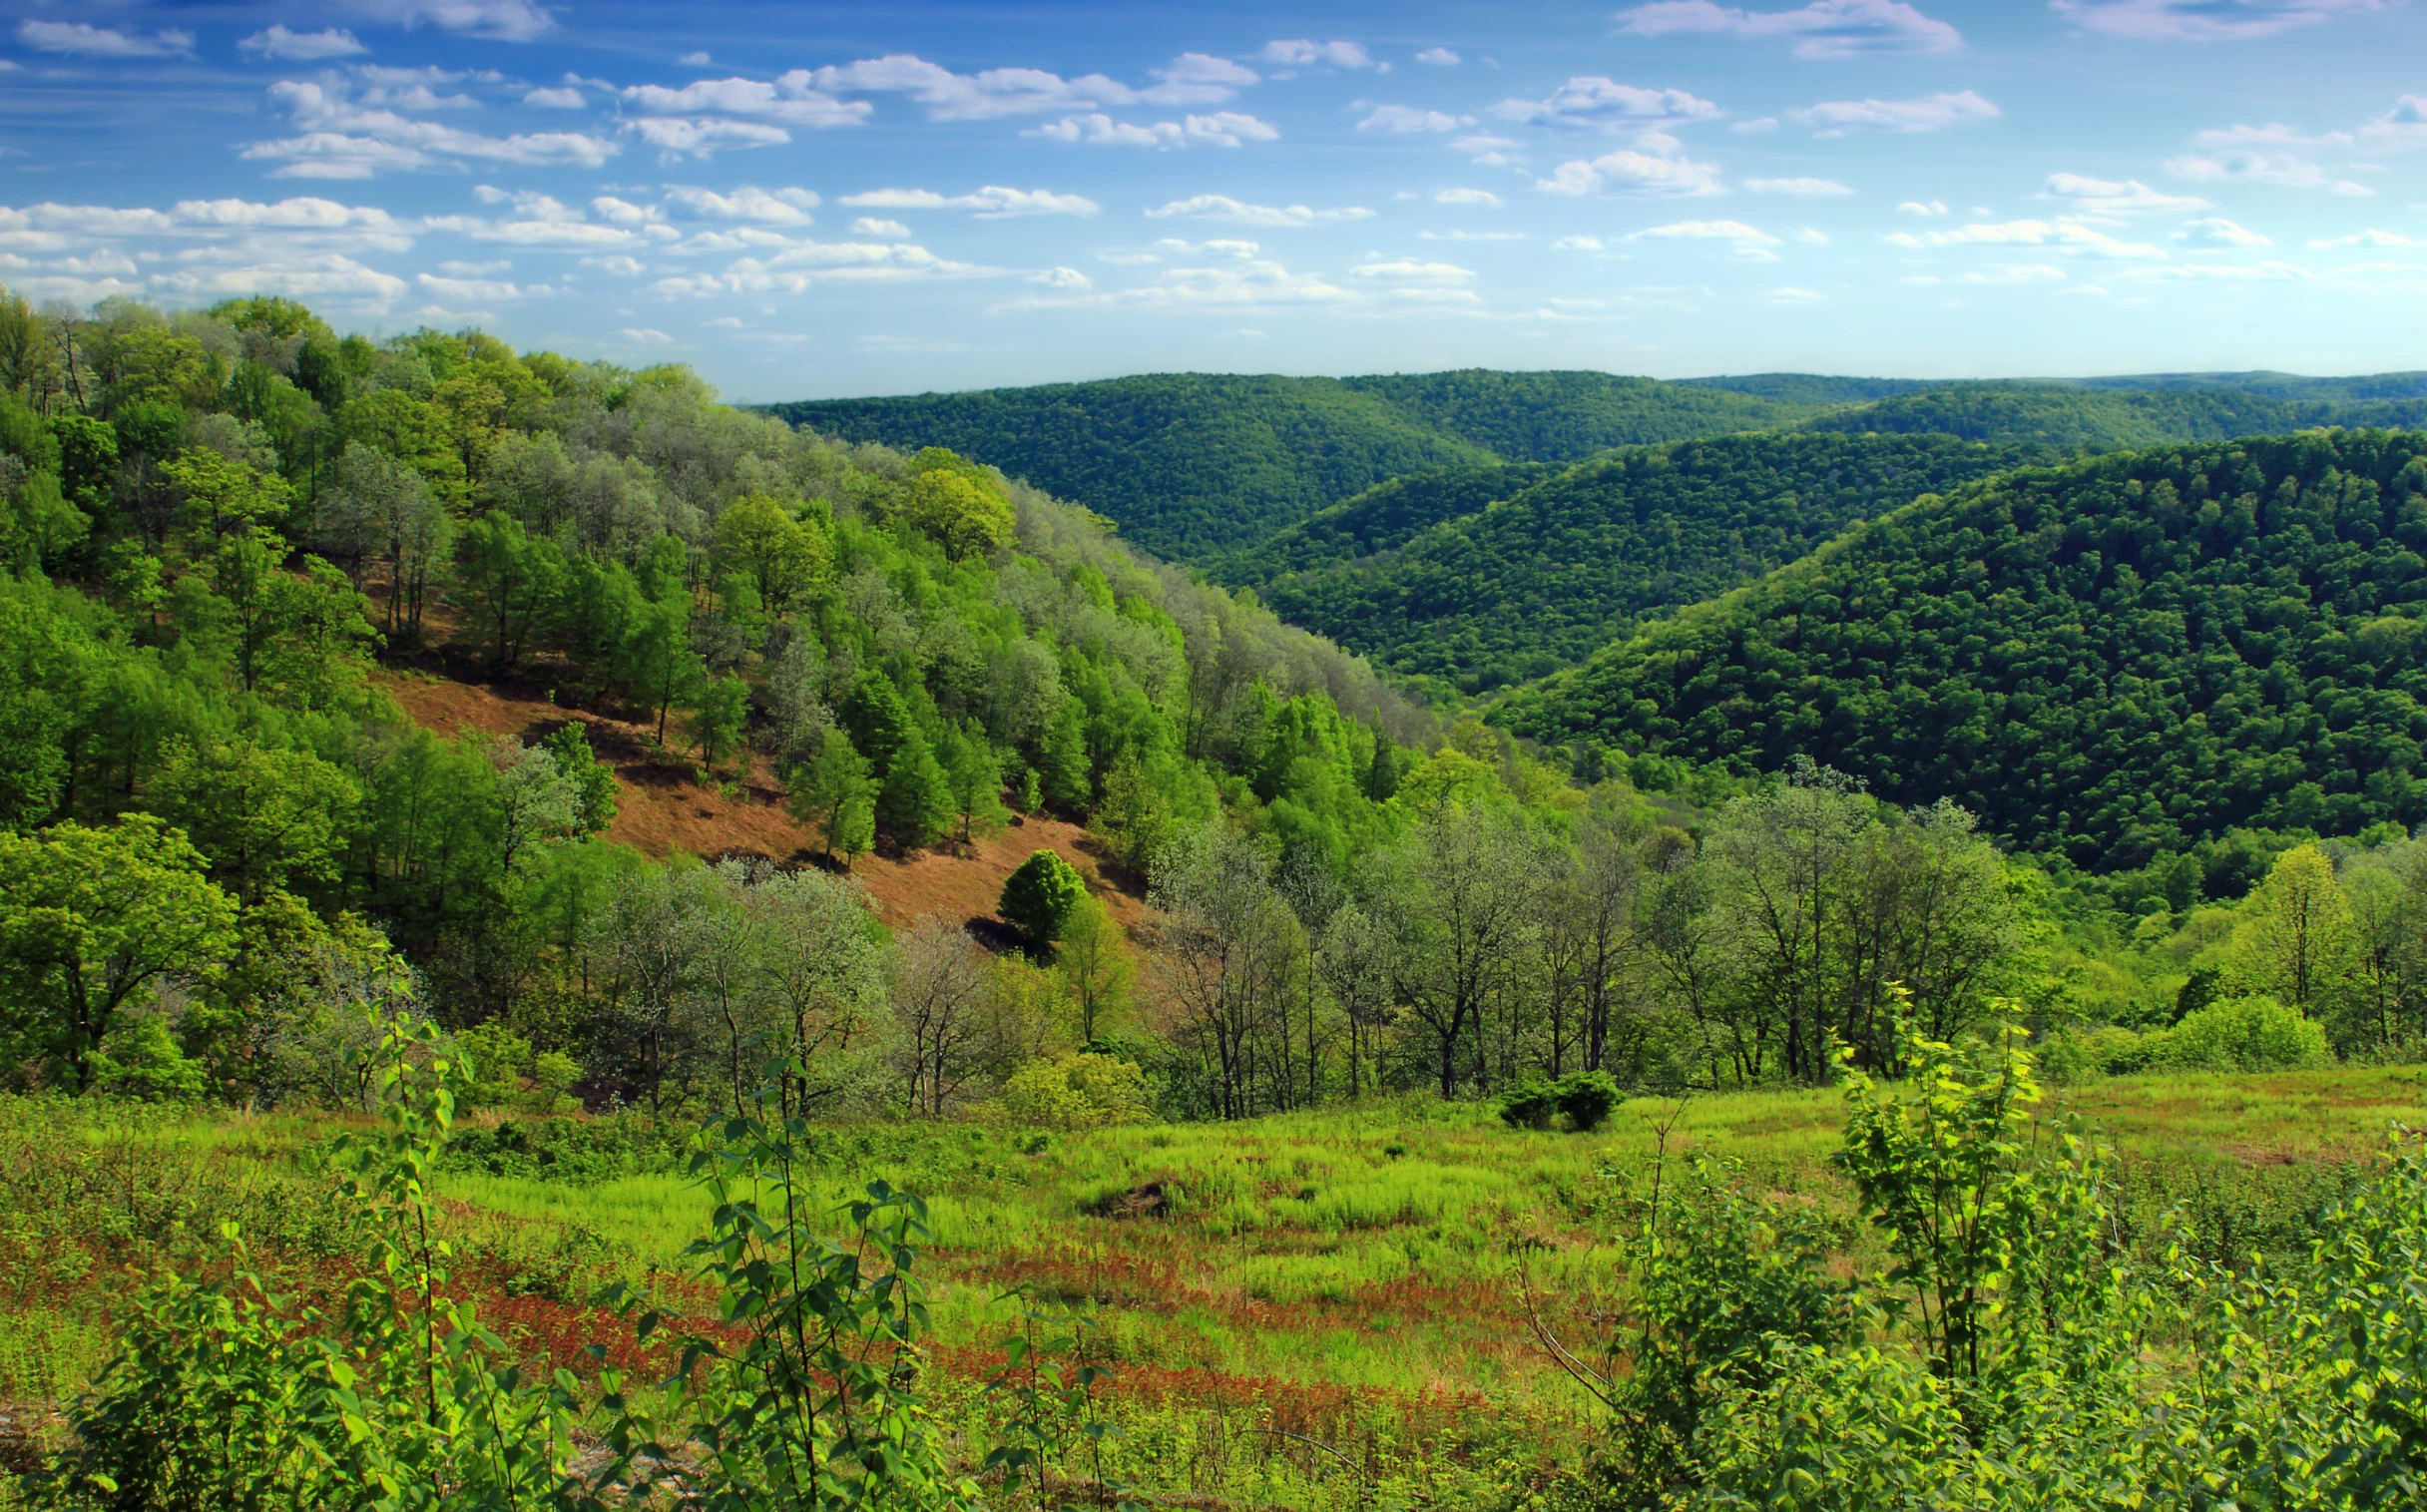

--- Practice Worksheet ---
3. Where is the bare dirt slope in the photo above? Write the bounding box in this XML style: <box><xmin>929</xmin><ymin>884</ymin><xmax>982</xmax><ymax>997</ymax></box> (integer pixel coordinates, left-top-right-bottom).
<box><xmin>378</xmin><ymin>673</ymin><xmax>1145</xmax><ymax>936</ymax></box>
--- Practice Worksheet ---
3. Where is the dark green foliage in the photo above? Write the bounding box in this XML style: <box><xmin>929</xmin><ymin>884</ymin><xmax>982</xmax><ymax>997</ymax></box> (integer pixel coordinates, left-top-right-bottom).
<box><xmin>544</xmin><ymin>722</ymin><xmax>618</xmax><ymax>835</ymax></box>
<box><xmin>1504</xmin><ymin>430</ymin><xmax>2427</xmax><ymax>866</ymax></box>
<box><xmin>1497</xmin><ymin>1078</ymin><xmax>1560</xmax><ymax>1131</ymax></box>
<box><xmin>1801</xmin><ymin>380</ymin><xmax>2427</xmax><ymax>449</ymax></box>
<box><xmin>1213</xmin><ymin>462</ymin><xmax>1560</xmax><ymax>584</ymax></box>
<box><xmin>999</xmin><ymin>848</ymin><xmax>1087</xmax><ymax>946</ymax></box>
<box><xmin>770</xmin><ymin>370</ymin><xmax>1809</xmax><ymax>559</ymax></box>
<box><xmin>1241</xmin><ymin>433</ymin><xmax>2044</xmax><ymax>693</ymax></box>
<box><xmin>1498</xmin><ymin>1071</ymin><xmax>1622</xmax><ymax>1132</ymax></box>
<box><xmin>876</xmin><ymin>730</ymin><xmax>953</xmax><ymax>849</ymax></box>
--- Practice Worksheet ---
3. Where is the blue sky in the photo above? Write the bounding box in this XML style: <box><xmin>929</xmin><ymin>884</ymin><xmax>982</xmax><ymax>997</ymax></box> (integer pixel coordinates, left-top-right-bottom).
<box><xmin>1</xmin><ymin>0</ymin><xmax>2423</xmax><ymax>398</ymax></box>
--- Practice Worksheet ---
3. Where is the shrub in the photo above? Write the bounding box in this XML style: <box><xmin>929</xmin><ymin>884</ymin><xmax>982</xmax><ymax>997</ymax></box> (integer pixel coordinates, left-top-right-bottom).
<box><xmin>2036</xmin><ymin>1024</ymin><xmax>2152</xmax><ymax>1082</ymax></box>
<box><xmin>1498</xmin><ymin>1079</ymin><xmax>1560</xmax><ymax>1131</ymax></box>
<box><xmin>999</xmin><ymin>849</ymin><xmax>1087</xmax><ymax>946</ymax></box>
<box><xmin>1556</xmin><ymin>1071</ymin><xmax>1622</xmax><ymax>1132</ymax></box>
<box><xmin>1003</xmin><ymin>1053</ymin><xmax>1153</xmax><ymax>1130</ymax></box>
<box><xmin>2153</xmin><ymin>994</ymin><xmax>2329</xmax><ymax>1072</ymax></box>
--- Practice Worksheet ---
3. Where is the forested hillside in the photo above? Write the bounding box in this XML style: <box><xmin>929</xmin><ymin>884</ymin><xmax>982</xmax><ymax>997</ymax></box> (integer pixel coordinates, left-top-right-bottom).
<box><xmin>1500</xmin><ymin>429</ymin><xmax>2427</xmax><ymax>869</ymax></box>
<box><xmin>1799</xmin><ymin>381</ymin><xmax>2427</xmax><ymax>448</ymax></box>
<box><xmin>766</xmin><ymin>370</ymin><xmax>1802</xmax><ymax>558</ymax></box>
<box><xmin>1211</xmin><ymin>461</ymin><xmax>1562</xmax><ymax>584</ymax></box>
<box><xmin>1220</xmin><ymin>433</ymin><xmax>2049</xmax><ymax>693</ymax></box>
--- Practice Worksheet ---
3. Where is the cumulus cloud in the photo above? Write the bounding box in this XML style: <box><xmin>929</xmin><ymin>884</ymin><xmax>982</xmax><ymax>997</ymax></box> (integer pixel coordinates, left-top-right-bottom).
<box><xmin>621</xmin><ymin>76</ymin><xmax>868</xmax><ymax>128</ymax></box>
<box><xmin>664</xmin><ymin>186</ymin><xmax>821</xmax><ymax>224</ymax></box>
<box><xmin>1417</xmin><ymin>47</ymin><xmax>1462</xmax><ymax>65</ymax></box>
<box><xmin>1537</xmin><ymin>149</ymin><xmax>1725</xmax><ymax>197</ymax></box>
<box><xmin>355</xmin><ymin>0</ymin><xmax>555</xmax><ymax>41</ymax></box>
<box><xmin>842</xmin><ymin>186</ymin><xmax>1101</xmax><ymax>217</ymax></box>
<box><xmin>2050</xmin><ymin>0</ymin><xmax>2389</xmax><ymax>42</ymax></box>
<box><xmin>1256</xmin><ymin>40</ymin><xmax>1374</xmax><ymax>68</ymax></box>
<box><xmin>1552</xmin><ymin>235</ymin><xmax>1606</xmax><ymax>250</ymax></box>
<box><xmin>1887</xmin><ymin>216</ymin><xmax>2167</xmax><ymax>258</ymax></box>
<box><xmin>1631</xmin><ymin>219</ymin><xmax>1778</xmax><ymax>243</ymax></box>
<box><xmin>627</xmin><ymin>118</ymin><xmax>790</xmax><ymax>157</ymax></box>
<box><xmin>1435</xmin><ymin>187</ymin><xmax>1503</xmax><ymax>206</ymax></box>
<box><xmin>524</xmin><ymin>86</ymin><xmax>584</xmax><ymax>108</ymax></box>
<box><xmin>1145</xmin><ymin>195</ymin><xmax>1375</xmax><ymax>227</ymax></box>
<box><xmin>1746</xmin><ymin>176</ymin><xmax>1852</xmax><ymax>195</ymax></box>
<box><xmin>1616</xmin><ymin>0</ymin><xmax>1962</xmax><ymax>57</ymax></box>
<box><xmin>1006</xmin><ymin>251</ymin><xmax>1356</xmax><ymax>312</ymax></box>
<box><xmin>805</xmin><ymin>52</ymin><xmax>1254</xmax><ymax>121</ymax></box>
<box><xmin>2171</xmin><ymin>217</ymin><xmax>2268</xmax><ymax>248</ymax></box>
<box><xmin>1029</xmin><ymin>112</ymin><xmax>1277</xmax><ymax>147</ymax></box>
<box><xmin>2309</xmin><ymin>228</ymin><xmax>2417</xmax><ymax>249</ymax></box>
<box><xmin>1352</xmin><ymin>258</ymin><xmax>1475</xmax><ymax>280</ymax></box>
<box><xmin>1033</xmin><ymin>266</ymin><xmax>1093</xmax><ymax>290</ymax></box>
<box><xmin>2163</xmin><ymin>148</ymin><xmax>2327</xmax><ymax>187</ymax></box>
<box><xmin>245</xmin><ymin>78</ymin><xmax>621</xmax><ymax>177</ymax></box>
<box><xmin>240</xmin><ymin>26</ymin><xmax>366</xmax><ymax>61</ymax></box>
<box><xmin>1491</xmin><ymin>78</ymin><xmax>1721</xmax><ymax>131</ymax></box>
<box><xmin>16</xmin><ymin>20</ymin><xmax>194</xmax><ymax>57</ymax></box>
<box><xmin>1790</xmin><ymin>90</ymin><xmax>1998</xmax><ymax>134</ymax></box>
<box><xmin>1359</xmin><ymin>106</ymin><xmax>1472</xmax><ymax>134</ymax></box>
<box><xmin>2042</xmin><ymin>172</ymin><xmax>2209</xmax><ymax>213</ymax></box>
<box><xmin>850</xmin><ymin>217</ymin><xmax>911</xmax><ymax>238</ymax></box>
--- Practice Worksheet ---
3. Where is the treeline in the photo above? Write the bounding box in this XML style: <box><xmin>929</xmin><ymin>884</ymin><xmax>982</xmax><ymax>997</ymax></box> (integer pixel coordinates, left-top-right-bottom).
<box><xmin>1799</xmin><ymin>380</ymin><xmax>2427</xmax><ymax>449</ymax></box>
<box><xmin>1223</xmin><ymin>432</ymin><xmax>2049</xmax><ymax>694</ymax></box>
<box><xmin>1504</xmin><ymin>430</ymin><xmax>2427</xmax><ymax>868</ymax></box>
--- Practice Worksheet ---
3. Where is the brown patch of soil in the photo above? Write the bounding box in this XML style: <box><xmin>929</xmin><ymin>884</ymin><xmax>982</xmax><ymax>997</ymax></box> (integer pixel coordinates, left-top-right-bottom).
<box><xmin>376</xmin><ymin>672</ymin><xmax>1146</xmax><ymax>937</ymax></box>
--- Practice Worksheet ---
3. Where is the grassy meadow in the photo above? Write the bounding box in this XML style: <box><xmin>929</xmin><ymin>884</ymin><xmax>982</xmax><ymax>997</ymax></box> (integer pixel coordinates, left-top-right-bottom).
<box><xmin>5</xmin><ymin>1067</ymin><xmax>2425</xmax><ymax>1508</ymax></box>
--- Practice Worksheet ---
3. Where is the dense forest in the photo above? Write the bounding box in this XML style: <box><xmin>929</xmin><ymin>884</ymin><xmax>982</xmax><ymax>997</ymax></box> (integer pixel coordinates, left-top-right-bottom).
<box><xmin>767</xmin><ymin>370</ymin><xmax>1808</xmax><ymax>557</ymax></box>
<box><xmin>1501</xmin><ymin>431</ymin><xmax>2427</xmax><ymax>871</ymax></box>
<box><xmin>1220</xmin><ymin>433</ymin><xmax>2051</xmax><ymax>693</ymax></box>
<box><xmin>768</xmin><ymin>369</ymin><xmax>2427</xmax><ymax>569</ymax></box>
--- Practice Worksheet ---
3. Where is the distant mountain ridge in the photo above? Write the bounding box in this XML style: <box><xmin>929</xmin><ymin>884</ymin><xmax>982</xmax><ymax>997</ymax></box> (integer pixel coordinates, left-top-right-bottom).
<box><xmin>767</xmin><ymin>367</ymin><xmax>2427</xmax><ymax>562</ymax></box>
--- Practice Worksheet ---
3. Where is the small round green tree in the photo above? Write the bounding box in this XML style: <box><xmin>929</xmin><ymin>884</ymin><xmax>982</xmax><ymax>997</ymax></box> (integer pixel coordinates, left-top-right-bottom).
<box><xmin>999</xmin><ymin>849</ymin><xmax>1087</xmax><ymax>947</ymax></box>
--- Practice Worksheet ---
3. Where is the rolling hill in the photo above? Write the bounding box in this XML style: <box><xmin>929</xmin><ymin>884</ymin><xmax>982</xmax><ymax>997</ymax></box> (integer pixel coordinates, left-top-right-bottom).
<box><xmin>765</xmin><ymin>370</ymin><xmax>1806</xmax><ymax>558</ymax></box>
<box><xmin>1495</xmin><ymin>429</ymin><xmax>2427</xmax><ymax>868</ymax></box>
<box><xmin>1216</xmin><ymin>433</ymin><xmax>2052</xmax><ymax>694</ymax></box>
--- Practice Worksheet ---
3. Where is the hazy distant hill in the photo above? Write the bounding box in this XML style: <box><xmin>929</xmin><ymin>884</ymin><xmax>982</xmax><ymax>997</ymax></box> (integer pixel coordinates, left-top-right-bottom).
<box><xmin>767</xmin><ymin>370</ymin><xmax>1803</xmax><ymax>558</ymax></box>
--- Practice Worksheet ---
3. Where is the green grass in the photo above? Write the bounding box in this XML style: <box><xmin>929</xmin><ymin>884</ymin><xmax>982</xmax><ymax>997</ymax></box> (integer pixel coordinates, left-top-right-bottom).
<box><xmin>6</xmin><ymin>1067</ymin><xmax>2423</xmax><ymax>1507</ymax></box>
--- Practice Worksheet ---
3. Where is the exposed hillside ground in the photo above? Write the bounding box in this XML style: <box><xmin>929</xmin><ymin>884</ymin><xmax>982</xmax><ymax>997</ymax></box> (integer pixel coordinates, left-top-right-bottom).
<box><xmin>380</xmin><ymin>672</ymin><xmax>1145</xmax><ymax>936</ymax></box>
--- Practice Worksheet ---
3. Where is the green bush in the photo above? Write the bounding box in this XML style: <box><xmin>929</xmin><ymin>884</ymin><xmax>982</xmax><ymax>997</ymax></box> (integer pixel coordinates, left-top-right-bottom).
<box><xmin>998</xmin><ymin>849</ymin><xmax>1087</xmax><ymax>946</ymax></box>
<box><xmin>2036</xmin><ymin>1024</ymin><xmax>2153</xmax><ymax>1083</ymax></box>
<box><xmin>1497</xmin><ymin>1079</ymin><xmax>1560</xmax><ymax>1131</ymax></box>
<box><xmin>2153</xmin><ymin>994</ymin><xmax>2330</xmax><ymax>1072</ymax></box>
<box><xmin>1556</xmin><ymin>1071</ymin><xmax>1622</xmax><ymax>1132</ymax></box>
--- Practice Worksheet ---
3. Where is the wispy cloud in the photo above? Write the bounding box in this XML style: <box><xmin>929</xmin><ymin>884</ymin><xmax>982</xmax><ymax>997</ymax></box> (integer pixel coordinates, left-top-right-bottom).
<box><xmin>1144</xmin><ymin>195</ymin><xmax>1374</xmax><ymax>227</ymax></box>
<box><xmin>239</xmin><ymin>26</ymin><xmax>367</xmax><ymax>61</ymax></box>
<box><xmin>1790</xmin><ymin>90</ymin><xmax>1998</xmax><ymax>135</ymax></box>
<box><xmin>16</xmin><ymin>20</ymin><xmax>194</xmax><ymax>57</ymax></box>
<box><xmin>1616</xmin><ymin>0</ymin><xmax>1962</xmax><ymax>58</ymax></box>
<box><xmin>2050</xmin><ymin>0</ymin><xmax>2389</xmax><ymax>42</ymax></box>
<box><xmin>843</xmin><ymin>186</ymin><xmax>1101</xmax><ymax>217</ymax></box>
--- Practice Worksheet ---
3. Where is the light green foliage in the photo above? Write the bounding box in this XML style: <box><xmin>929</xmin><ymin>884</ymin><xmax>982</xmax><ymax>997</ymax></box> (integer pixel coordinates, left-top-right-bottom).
<box><xmin>1000</xmin><ymin>1052</ymin><xmax>1153</xmax><ymax>1130</ymax></box>
<box><xmin>2156</xmin><ymin>993</ymin><xmax>2331</xmax><ymax>1070</ymax></box>
<box><xmin>714</xmin><ymin>492</ymin><xmax>830</xmax><ymax>612</ymax></box>
<box><xmin>544</xmin><ymin>721</ymin><xmax>619</xmax><ymax>835</ymax></box>
<box><xmin>935</xmin><ymin>722</ymin><xmax>1007</xmax><ymax>843</ymax></box>
<box><xmin>904</xmin><ymin>449</ymin><xmax>1015</xmax><ymax>560</ymax></box>
<box><xmin>786</xmin><ymin>729</ymin><xmax>877</xmax><ymax>861</ymax></box>
<box><xmin>877</xmin><ymin>731</ymin><xmax>954</xmax><ymax>850</ymax></box>
<box><xmin>150</xmin><ymin>738</ymin><xmax>361</xmax><ymax>907</ymax></box>
<box><xmin>0</xmin><ymin>815</ymin><xmax>238</xmax><ymax>1093</ymax></box>
<box><xmin>999</xmin><ymin>849</ymin><xmax>1087</xmax><ymax>947</ymax></box>
<box><xmin>687</xmin><ymin>670</ymin><xmax>751</xmax><ymax>771</ymax></box>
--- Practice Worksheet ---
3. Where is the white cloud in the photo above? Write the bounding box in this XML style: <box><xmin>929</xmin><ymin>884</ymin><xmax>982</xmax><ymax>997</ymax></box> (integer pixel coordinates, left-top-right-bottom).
<box><xmin>1419</xmin><ymin>230</ymin><xmax>1527</xmax><ymax>240</ymax></box>
<box><xmin>1792</xmin><ymin>227</ymin><xmax>1829</xmax><ymax>244</ymax></box>
<box><xmin>1553</xmin><ymin>235</ymin><xmax>1606</xmax><ymax>250</ymax></box>
<box><xmin>679</xmin><ymin>52</ymin><xmax>712</xmax><ymax>66</ymax></box>
<box><xmin>1791</xmin><ymin>90</ymin><xmax>1997</xmax><ymax>134</ymax></box>
<box><xmin>1899</xmin><ymin>199</ymin><xmax>1949</xmax><ymax>215</ymax></box>
<box><xmin>1144</xmin><ymin>195</ymin><xmax>1374</xmax><ymax>227</ymax></box>
<box><xmin>2164</xmin><ymin>148</ymin><xmax>2326</xmax><ymax>187</ymax></box>
<box><xmin>1033</xmin><ymin>266</ymin><xmax>1093</xmax><ymax>289</ymax></box>
<box><xmin>2358</xmin><ymin>94</ymin><xmax>2427</xmax><ymax>152</ymax></box>
<box><xmin>1145</xmin><ymin>53</ymin><xmax>1259</xmax><ymax>104</ymax></box>
<box><xmin>1184</xmin><ymin>113</ymin><xmax>1281</xmax><ymax>147</ymax></box>
<box><xmin>416</xmin><ymin>271</ymin><xmax>532</xmax><ymax>301</ymax></box>
<box><xmin>1537</xmin><ymin>149</ymin><xmax>1724</xmax><ymax>197</ymax></box>
<box><xmin>1766</xmin><ymin>286</ymin><xmax>1827</xmax><ymax>303</ymax></box>
<box><xmin>1454</xmin><ymin>134</ymin><xmax>1526</xmax><ymax>167</ymax></box>
<box><xmin>1491</xmin><ymin>78</ymin><xmax>1721</xmax><ymax>131</ymax></box>
<box><xmin>849</xmin><ymin>217</ymin><xmax>912</xmax><ymax>238</ymax></box>
<box><xmin>523</xmin><ymin>86</ymin><xmax>584</xmax><ymax>108</ymax></box>
<box><xmin>355</xmin><ymin>0</ymin><xmax>554</xmax><ymax>41</ymax></box>
<box><xmin>1256</xmin><ymin>40</ymin><xmax>1374</xmax><ymax>68</ymax></box>
<box><xmin>1030</xmin><ymin>115</ymin><xmax>1182</xmax><ymax>147</ymax></box>
<box><xmin>809</xmin><ymin>54</ymin><xmax>1177</xmax><ymax>121</ymax></box>
<box><xmin>1887</xmin><ymin>216</ymin><xmax>2167</xmax><ymax>258</ymax></box>
<box><xmin>627</xmin><ymin>118</ymin><xmax>790</xmax><ymax>157</ymax></box>
<box><xmin>16</xmin><ymin>20</ymin><xmax>194</xmax><ymax>57</ymax></box>
<box><xmin>1732</xmin><ymin>117</ymin><xmax>1779</xmax><ymax>134</ymax></box>
<box><xmin>2042</xmin><ymin>172</ymin><xmax>2208</xmax><ymax>213</ymax></box>
<box><xmin>240</xmin><ymin>134</ymin><xmax>437</xmax><ymax>179</ymax></box>
<box><xmin>2175</xmin><ymin>216</ymin><xmax>2270</xmax><ymax>247</ymax></box>
<box><xmin>1008</xmin><ymin>252</ymin><xmax>1357</xmax><ymax>312</ymax></box>
<box><xmin>622</xmin><ymin>76</ymin><xmax>867</xmax><ymax>128</ymax></box>
<box><xmin>2331</xmin><ymin>181</ymin><xmax>2376</xmax><ymax>197</ymax></box>
<box><xmin>2115</xmin><ymin>259</ymin><xmax>2314</xmax><ymax>281</ymax></box>
<box><xmin>239</xmin><ymin>26</ymin><xmax>366</xmax><ymax>61</ymax></box>
<box><xmin>617</xmin><ymin>327</ymin><xmax>674</xmax><ymax>343</ymax></box>
<box><xmin>247</xmin><ymin>79</ymin><xmax>621</xmax><ymax>176</ymax></box>
<box><xmin>590</xmin><ymin>197</ymin><xmax>656</xmax><ymax>224</ymax></box>
<box><xmin>1747</xmin><ymin>176</ymin><xmax>1852</xmax><ymax>195</ymax></box>
<box><xmin>665</xmin><ymin>186</ymin><xmax>821</xmax><ymax>224</ymax></box>
<box><xmin>2050</xmin><ymin>0</ymin><xmax>2389</xmax><ymax>42</ymax></box>
<box><xmin>1417</xmin><ymin>47</ymin><xmax>1462</xmax><ymax>65</ymax></box>
<box><xmin>2309</xmin><ymin>228</ymin><xmax>2417</xmax><ymax>249</ymax></box>
<box><xmin>841</xmin><ymin>186</ymin><xmax>1100</xmax><ymax>218</ymax></box>
<box><xmin>1435</xmin><ymin>187</ymin><xmax>1504</xmax><ymax>206</ymax></box>
<box><xmin>156</xmin><ymin>252</ymin><xmax>408</xmax><ymax>306</ymax></box>
<box><xmin>1359</xmin><ymin>106</ymin><xmax>1472</xmax><ymax>134</ymax></box>
<box><xmin>1616</xmin><ymin>0</ymin><xmax>1962</xmax><ymax>58</ymax></box>
<box><xmin>1632</xmin><ymin>219</ymin><xmax>1778</xmax><ymax>243</ymax></box>
<box><xmin>1352</xmin><ymin>258</ymin><xmax>1475</xmax><ymax>280</ymax></box>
